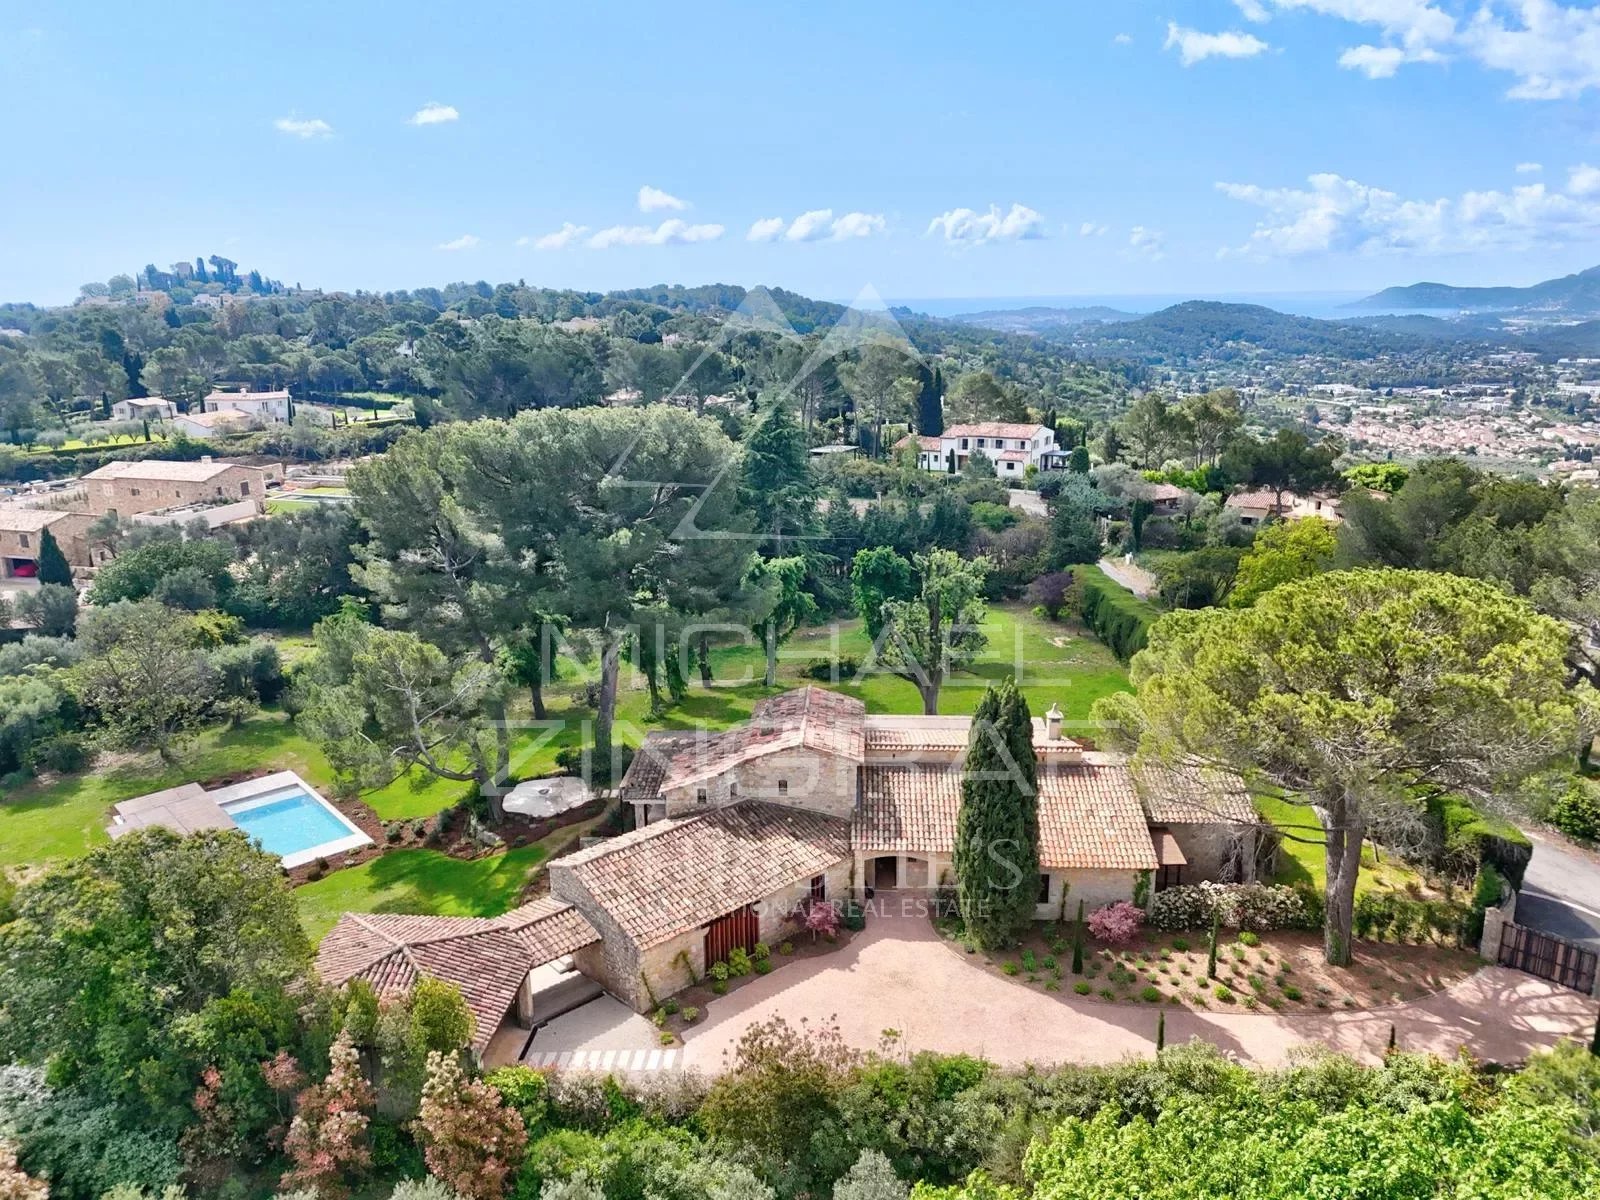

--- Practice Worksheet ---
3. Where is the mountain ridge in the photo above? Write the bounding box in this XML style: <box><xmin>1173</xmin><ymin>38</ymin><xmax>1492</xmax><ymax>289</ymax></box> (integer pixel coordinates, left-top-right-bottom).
<box><xmin>1357</xmin><ymin>265</ymin><xmax>1600</xmax><ymax>314</ymax></box>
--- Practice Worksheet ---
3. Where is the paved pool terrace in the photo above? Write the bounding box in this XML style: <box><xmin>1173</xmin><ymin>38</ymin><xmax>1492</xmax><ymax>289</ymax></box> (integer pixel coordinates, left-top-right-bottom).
<box><xmin>108</xmin><ymin>769</ymin><xmax>371</xmax><ymax>868</ymax></box>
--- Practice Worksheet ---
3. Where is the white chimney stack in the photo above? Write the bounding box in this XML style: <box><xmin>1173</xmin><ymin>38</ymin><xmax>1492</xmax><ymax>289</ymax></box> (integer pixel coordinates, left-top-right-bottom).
<box><xmin>1045</xmin><ymin>702</ymin><xmax>1063</xmax><ymax>741</ymax></box>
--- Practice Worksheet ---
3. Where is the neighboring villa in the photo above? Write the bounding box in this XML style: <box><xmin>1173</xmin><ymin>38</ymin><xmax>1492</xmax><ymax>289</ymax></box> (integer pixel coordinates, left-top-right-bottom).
<box><xmin>203</xmin><ymin>387</ymin><xmax>291</xmax><ymax>424</ymax></box>
<box><xmin>109</xmin><ymin>396</ymin><xmax>177</xmax><ymax>423</ymax></box>
<box><xmin>80</xmin><ymin>456</ymin><xmax>280</xmax><ymax>520</ymax></box>
<box><xmin>0</xmin><ymin>507</ymin><xmax>97</xmax><ymax>579</ymax></box>
<box><xmin>170</xmin><ymin>408</ymin><xmax>255</xmax><ymax>439</ymax></box>
<box><xmin>1224</xmin><ymin>489</ymin><xmax>1344</xmax><ymax>526</ymax></box>
<box><xmin>316</xmin><ymin>688</ymin><xmax>1257</xmax><ymax>1054</ymax></box>
<box><xmin>899</xmin><ymin>423</ymin><xmax>1070</xmax><ymax>478</ymax></box>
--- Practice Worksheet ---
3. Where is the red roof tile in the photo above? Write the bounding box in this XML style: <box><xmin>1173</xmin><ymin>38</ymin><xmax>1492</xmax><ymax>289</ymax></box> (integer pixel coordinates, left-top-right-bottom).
<box><xmin>658</xmin><ymin>687</ymin><xmax>865</xmax><ymax>792</ymax></box>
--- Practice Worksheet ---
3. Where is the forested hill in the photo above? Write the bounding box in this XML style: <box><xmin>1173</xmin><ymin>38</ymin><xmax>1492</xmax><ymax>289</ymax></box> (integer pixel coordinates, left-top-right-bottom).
<box><xmin>1056</xmin><ymin>300</ymin><xmax>1471</xmax><ymax>363</ymax></box>
<box><xmin>1358</xmin><ymin>265</ymin><xmax>1600</xmax><ymax>315</ymax></box>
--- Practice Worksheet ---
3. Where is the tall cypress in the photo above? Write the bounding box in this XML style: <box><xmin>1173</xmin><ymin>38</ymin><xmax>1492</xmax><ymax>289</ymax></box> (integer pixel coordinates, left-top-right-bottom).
<box><xmin>954</xmin><ymin>680</ymin><xmax>1040</xmax><ymax>948</ymax></box>
<box><xmin>915</xmin><ymin>363</ymin><xmax>944</xmax><ymax>437</ymax></box>
<box><xmin>35</xmin><ymin>528</ymin><xmax>73</xmax><ymax>586</ymax></box>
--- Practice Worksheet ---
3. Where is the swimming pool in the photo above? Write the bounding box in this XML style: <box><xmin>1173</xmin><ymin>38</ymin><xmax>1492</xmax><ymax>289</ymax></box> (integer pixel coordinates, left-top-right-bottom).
<box><xmin>210</xmin><ymin>772</ymin><xmax>373</xmax><ymax>868</ymax></box>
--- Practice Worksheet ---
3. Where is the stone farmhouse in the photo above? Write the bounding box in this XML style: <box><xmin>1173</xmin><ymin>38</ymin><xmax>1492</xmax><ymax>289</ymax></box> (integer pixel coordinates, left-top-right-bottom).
<box><xmin>317</xmin><ymin>688</ymin><xmax>1257</xmax><ymax>1053</ymax></box>
<box><xmin>0</xmin><ymin>508</ymin><xmax>96</xmax><ymax>579</ymax></box>
<box><xmin>80</xmin><ymin>457</ymin><xmax>279</xmax><ymax>519</ymax></box>
<box><xmin>899</xmin><ymin>422</ymin><xmax>1070</xmax><ymax>478</ymax></box>
<box><xmin>1223</xmin><ymin>489</ymin><xmax>1344</xmax><ymax>527</ymax></box>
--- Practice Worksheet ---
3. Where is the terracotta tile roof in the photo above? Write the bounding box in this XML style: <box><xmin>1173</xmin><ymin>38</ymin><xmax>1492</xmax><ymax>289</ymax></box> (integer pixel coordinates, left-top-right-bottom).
<box><xmin>862</xmin><ymin>715</ymin><xmax>1084</xmax><ymax>762</ymax></box>
<box><xmin>895</xmin><ymin>434</ymin><xmax>940</xmax><ymax>452</ymax></box>
<box><xmin>1224</xmin><ymin>488</ymin><xmax>1286</xmax><ymax>512</ymax></box>
<box><xmin>0</xmin><ymin>508</ymin><xmax>83</xmax><ymax>533</ymax></box>
<box><xmin>855</xmin><ymin>756</ymin><xmax>1158</xmax><ymax>871</ymax></box>
<box><xmin>556</xmin><ymin>802</ymin><xmax>849</xmax><ymax>948</ymax></box>
<box><xmin>659</xmin><ymin>687</ymin><xmax>865</xmax><ymax>791</ymax></box>
<box><xmin>1148</xmin><ymin>483</ymin><xmax>1189</xmax><ymax>502</ymax></box>
<box><xmin>82</xmin><ymin>458</ymin><xmax>245</xmax><ymax>482</ymax></box>
<box><xmin>314</xmin><ymin>897</ymin><xmax>598</xmax><ymax>1053</ymax></box>
<box><xmin>943</xmin><ymin>422</ymin><xmax>1048</xmax><ymax>440</ymax></box>
<box><xmin>618</xmin><ymin>731</ymin><xmax>706</xmax><ymax>803</ymax></box>
<box><xmin>1132</xmin><ymin>760</ymin><xmax>1256</xmax><ymax>824</ymax></box>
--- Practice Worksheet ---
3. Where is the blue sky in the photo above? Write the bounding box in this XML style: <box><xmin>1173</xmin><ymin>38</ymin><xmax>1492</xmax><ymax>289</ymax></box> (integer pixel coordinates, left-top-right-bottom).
<box><xmin>6</xmin><ymin>1</ymin><xmax>1600</xmax><ymax>306</ymax></box>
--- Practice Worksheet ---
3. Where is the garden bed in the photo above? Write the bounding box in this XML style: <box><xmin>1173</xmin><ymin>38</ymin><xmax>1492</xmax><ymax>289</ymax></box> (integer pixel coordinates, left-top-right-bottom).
<box><xmin>942</xmin><ymin>922</ymin><xmax>1479</xmax><ymax>1013</ymax></box>
<box><xmin>651</xmin><ymin>925</ymin><xmax>861</xmax><ymax>1045</ymax></box>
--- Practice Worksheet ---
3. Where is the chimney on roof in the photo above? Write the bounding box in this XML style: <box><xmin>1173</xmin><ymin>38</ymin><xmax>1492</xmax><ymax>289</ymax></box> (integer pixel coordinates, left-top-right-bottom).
<box><xmin>200</xmin><ymin>455</ymin><xmax>213</xmax><ymax>464</ymax></box>
<box><xmin>1045</xmin><ymin>702</ymin><xmax>1063</xmax><ymax>741</ymax></box>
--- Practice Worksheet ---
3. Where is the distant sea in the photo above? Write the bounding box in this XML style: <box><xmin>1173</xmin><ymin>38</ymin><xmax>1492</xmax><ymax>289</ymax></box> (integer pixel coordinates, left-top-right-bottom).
<box><xmin>884</xmin><ymin>291</ymin><xmax>1458</xmax><ymax>321</ymax></box>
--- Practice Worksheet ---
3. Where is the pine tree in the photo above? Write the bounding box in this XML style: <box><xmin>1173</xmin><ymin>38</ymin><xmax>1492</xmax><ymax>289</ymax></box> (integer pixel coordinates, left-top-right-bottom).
<box><xmin>741</xmin><ymin>396</ymin><xmax>814</xmax><ymax>549</ymax></box>
<box><xmin>954</xmin><ymin>680</ymin><xmax>1039</xmax><ymax>948</ymax></box>
<box><xmin>35</xmin><ymin>528</ymin><xmax>72</xmax><ymax>586</ymax></box>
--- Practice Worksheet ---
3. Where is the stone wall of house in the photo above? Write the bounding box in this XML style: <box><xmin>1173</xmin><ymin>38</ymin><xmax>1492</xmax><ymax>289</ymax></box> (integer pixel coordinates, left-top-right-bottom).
<box><xmin>86</xmin><ymin>463</ymin><xmax>268</xmax><ymax>517</ymax></box>
<box><xmin>661</xmin><ymin>746</ymin><xmax>857</xmax><ymax>819</ymax></box>
<box><xmin>1168</xmin><ymin>822</ymin><xmax>1256</xmax><ymax>884</ymax></box>
<box><xmin>756</xmin><ymin>858</ymin><xmax>854</xmax><ymax>942</ymax></box>
<box><xmin>1037</xmin><ymin>868</ymin><xmax>1137</xmax><ymax>920</ymax></box>
<box><xmin>0</xmin><ymin>511</ymin><xmax>94</xmax><ymax>576</ymax></box>
<box><xmin>549</xmin><ymin>861</ymin><xmax>650</xmax><ymax>1010</ymax></box>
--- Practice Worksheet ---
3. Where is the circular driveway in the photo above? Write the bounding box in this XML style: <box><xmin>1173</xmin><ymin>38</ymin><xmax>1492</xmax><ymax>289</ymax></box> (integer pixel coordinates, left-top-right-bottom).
<box><xmin>680</xmin><ymin>893</ymin><xmax>1595</xmax><ymax>1071</ymax></box>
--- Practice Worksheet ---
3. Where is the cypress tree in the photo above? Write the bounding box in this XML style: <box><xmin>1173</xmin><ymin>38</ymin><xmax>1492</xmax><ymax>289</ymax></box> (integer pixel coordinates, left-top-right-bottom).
<box><xmin>1071</xmin><ymin>898</ymin><xmax>1085</xmax><ymax>974</ymax></box>
<box><xmin>954</xmin><ymin>682</ymin><xmax>1038</xmax><ymax>948</ymax></box>
<box><xmin>1206</xmin><ymin>908</ymin><xmax>1220</xmax><ymax>980</ymax></box>
<box><xmin>914</xmin><ymin>363</ymin><xmax>944</xmax><ymax>437</ymax></box>
<box><xmin>1156</xmin><ymin>1010</ymin><xmax>1165</xmax><ymax>1054</ymax></box>
<box><xmin>1387</xmin><ymin>1024</ymin><xmax>1398</xmax><ymax>1056</ymax></box>
<box><xmin>35</xmin><ymin>528</ymin><xmax>72</xmax><ymax>586</ymax></box>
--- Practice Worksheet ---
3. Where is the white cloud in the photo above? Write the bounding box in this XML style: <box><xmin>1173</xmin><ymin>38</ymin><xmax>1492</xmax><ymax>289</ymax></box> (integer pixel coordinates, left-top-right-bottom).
<box><xmin>784</xmin><ymin>210</ymin><xmax>837</xmax><ymax>242</ymax></box>
<box><xmin>830</xmin><ymin>211</ymin><xmax>887</xmax><ymax>240</ymax></box>
<box><xmin>1566</xmin><ymin>163</ymin><xmax>1600</xmax><ymax>196</ymax></box>
<box><xmin>1244</xmin><ymin>0</ymin><xmax>1600</xmax><ymax>99</ymax></box>
<box><xmin>747</xmin><ymin>217</ymin><xmax>786</xmax><ymax>242</ymax></box>
<box><xmin>1129</xmin><ymin>226</ymin><xmax>1166</xmax><ymax>260</ymax></box>
<box><xmin>1112</xmin><ymin>32</ymin><xmax>1133</xmax><ymax>45</ymax></box>
<box><xmin>1217</xmin><ymin>167</ymin><xmax>1600</xmax><ymax>257</ymax></box>
<box><xmin>926</xmin><ymin>203</ymin><xmax>1046</xmax><ymax>244</ymax></box>
<box><xmin>587</xmin><ymin>219</ymin><xmax>723</xmax><ymax>249</ymax></box>
<box><xmin>1079</xmin><ymin>221</ymin><xmax>1109</xmax><ymax>237</ymax></box>
<box><xmin>520</xmin><ymin>222</ymin><xmax>589</xmax><ymax>251</ymax></box>
<box><xmin>274</xmin><ymin>116</ymin><xmax>333</xmax><ymax>139</ymax></box>
<box><xmin>1234</xmin><ymin>0</ymin><xmax>1271</xmax><ymax>20</ymax></box>
<box><xmin>637</xmin><ymin>185</ymin><xmax>688</xmax><ymax>213</ymax></box>
<box><xmin>1164</xmin><ymin>23</ymin><xmax>1270</xmax><ymax>64</ymax></box>
<box><xmin>437</xmin><ymin>234</ymin><xmax>480</xmax><ymax>251</ymax></box>
<box><xmin>408</xmin><ymin>102</ymin><xmax>459</xmax><ymax>126</ymax></box>
<box><xmin>1516</xmin><ymin>161</ymin><xmax>1543</xmax><ymax>173</ymax></box>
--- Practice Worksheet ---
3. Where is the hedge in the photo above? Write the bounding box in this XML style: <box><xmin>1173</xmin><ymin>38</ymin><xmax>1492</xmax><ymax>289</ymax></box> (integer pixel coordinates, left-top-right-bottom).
<box><xmin>1075</xmin><ymin>564</ymin><xmax>1161</xmax><ymax>663</ymax></box>
<box><xmin>1423</xmin><ymin>792</ymin><xmax>1531</xmax><ymax>891</ymax></box>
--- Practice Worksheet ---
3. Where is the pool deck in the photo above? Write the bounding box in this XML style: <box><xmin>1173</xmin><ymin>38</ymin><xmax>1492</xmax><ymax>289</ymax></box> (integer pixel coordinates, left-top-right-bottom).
<box><xmin>107</xmin><ymin>769</ymin><xmax>371</xmax><ymax>867</ymax></box>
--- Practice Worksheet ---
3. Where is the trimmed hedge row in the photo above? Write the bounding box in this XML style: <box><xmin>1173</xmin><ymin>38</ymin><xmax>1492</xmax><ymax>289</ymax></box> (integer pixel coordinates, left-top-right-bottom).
<box><xmin>1075</xmin><ymin>564</ymin><xmax>1161</xmax><ymax>663</ymax></box>
<box><xmin>1423</xmin><ymin>792</ymin><xmax>1531</xmax><ymax>891</ymax></box>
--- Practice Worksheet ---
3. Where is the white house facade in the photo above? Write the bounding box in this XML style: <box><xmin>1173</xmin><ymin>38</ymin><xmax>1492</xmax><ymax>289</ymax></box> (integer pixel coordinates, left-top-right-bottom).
<box><xmin>203</xmin><ymin>388</ymin><xmax>291</xmax><ymax>424</ymax></box>
<box><xmin>902</xmin><ymin>423</ymin><xmax>1066</xmax><ymax>477</ymax></box>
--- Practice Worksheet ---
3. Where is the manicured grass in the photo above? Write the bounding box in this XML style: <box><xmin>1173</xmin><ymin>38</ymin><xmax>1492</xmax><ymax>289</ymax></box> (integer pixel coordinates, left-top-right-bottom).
<box><xmin>1255</xmin><ymin>792</ymin><xmax>1425</xmax><ymax>896</ymax></box>
<box><xmin>1</xmin><ymin>604</ymin><xmax>1128</xmax><ymax>871</ymax></box>
<box><xmin>294</xmin><ymin>843</ymin><xmax>550</xmax><ymax>943</ymax></box>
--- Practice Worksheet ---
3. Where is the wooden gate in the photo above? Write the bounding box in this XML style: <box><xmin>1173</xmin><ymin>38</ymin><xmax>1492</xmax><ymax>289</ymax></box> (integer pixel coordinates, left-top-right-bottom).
<box><xmin>1498</xmin><ymin>923</ymin><xmax>1598</xmax><ymax>993</ymax></box>
<box><xmin>705</xmin><ymin>904</ymin><xmax>760</xmax><ymax>967</ymax></box>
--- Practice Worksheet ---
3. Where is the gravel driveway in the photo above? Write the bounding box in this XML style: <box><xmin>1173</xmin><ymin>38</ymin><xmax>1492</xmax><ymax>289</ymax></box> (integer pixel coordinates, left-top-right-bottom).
<box><xmin>678</xmin><ymin>893</ymin><xmax>1594</xmax><ymax>1072</ymax></box>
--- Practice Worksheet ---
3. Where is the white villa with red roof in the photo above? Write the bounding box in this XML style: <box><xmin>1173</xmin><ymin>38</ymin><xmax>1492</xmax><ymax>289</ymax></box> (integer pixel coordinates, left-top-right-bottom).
<box><xmin>316</xmin><ymin>687</ymin><xmax>1257</xmax><ymax>1052</ymax></box>
<box><xmin>899</xmin><ymin>422</ymin><xmax>1069</xmax><ymax>477</ymax></box>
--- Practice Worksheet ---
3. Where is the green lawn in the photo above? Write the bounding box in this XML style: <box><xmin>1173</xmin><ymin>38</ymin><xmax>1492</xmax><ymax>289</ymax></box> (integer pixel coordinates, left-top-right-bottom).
<box><xmin>1255</xmin><ymin>792</ymin><xmax>1425</xmax><ymax>896</ymax></box>
<box><xmin>1</xmin><ymin>604</ymin><xmax>1127</xmax><ymax>873</ymax></box>
<box><xmin>294</xmin><ymin>843</ymin><xmax>551</xmax><ymax>943</ymax></box>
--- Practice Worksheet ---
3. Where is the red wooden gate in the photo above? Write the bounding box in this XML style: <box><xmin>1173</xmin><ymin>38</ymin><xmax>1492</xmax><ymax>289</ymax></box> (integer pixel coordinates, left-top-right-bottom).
<box><xmin>705</xmin><ymin>904</ymin><xmax>760</xmax><ymax>967</ymax></box>
<box><xmin>1498</xmin><ymin>923</ymin><xmax>1598</xmax><ymax>994</ymax></box>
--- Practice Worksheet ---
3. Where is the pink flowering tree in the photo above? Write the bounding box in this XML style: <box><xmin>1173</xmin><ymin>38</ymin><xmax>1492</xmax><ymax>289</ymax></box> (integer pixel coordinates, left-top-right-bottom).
<box><xmin>1087</xmin><ymin>900</ymin><xmax>1143</xmax><ymax>947</ymax></box>
<box><xmin>280</xmin><ymin>1031</ymin><xmax>376</xmax><ymax>1199</ymax></box>
<box><xmin>0</xmin><ymin>1141</ymin><xmax>47</xmax><ymax>1200</ymax></box>
<box><xmin>415</xmin><ymin>1051</ymin><xmax>528</xmax><ymax>1200</ymax></box>
<box><xmin>261</xmin><ymin>1049</ymin><xmax>307</xmax><ymax>1146</ymax></box>
<box><xmin>804</xmin><ymin>901</ymin><xmax>840</xmax><ymax>941</ymax></box>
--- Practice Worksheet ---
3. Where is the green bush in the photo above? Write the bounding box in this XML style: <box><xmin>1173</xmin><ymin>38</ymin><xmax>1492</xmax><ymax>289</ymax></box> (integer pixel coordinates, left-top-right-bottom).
<box><xmin>726</xmin><ymin>948</ymin><xmax>753</xmax><ymax>977</ymax></box>
<box><xmin>1237</xmin><ymin>931</ymin><xmax>1260</xmax><ymax>948</ymax></box>
<box><xmin>1140</xmin><ymin>986</ymin><xmax>1163</xmax><ymax>1003</ymax></box>
<box><xmin>842</xmin><ymin>902</ymin><xmax>866</xmax><ymax>932</ymax></box>
<box><xmin>1550</xmin><ymin>778</ymin><xmax>1600</xmax><ymax>844</ymax></box>
<box><xmin>1075</xmin><ymin>565</ymin><xmax>1161</xmax><ymax>662</ymax></box>
<box><xmin>1073</xmin><ymin>980</ymin><xmax>1093</xmax><ymax>995</ymax></box>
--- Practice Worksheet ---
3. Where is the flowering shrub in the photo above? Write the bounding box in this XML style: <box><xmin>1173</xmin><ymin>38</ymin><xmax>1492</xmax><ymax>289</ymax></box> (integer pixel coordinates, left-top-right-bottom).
<box><xmin>1086</xmin><ymin>901</ymin><xmax>1143</xmax><ymax>946</ymax></box>
<box><xmin>415</xmin><ymin>1051</ymin><xmax>528</xmax><ymax>1200</ymax></box>
<box><xmin>280</xmin><ymin>1032</ymin><xmax>376</xmax><ymax>1199</ymax></box>
<box><xmin>0</xmin><ymin>1141</ymin><xmax>47</xmax><ymax>1200</ymax></box>
<box><xmin>805</xmin><ymin>901</ymin><xmax>840</xmax><ymax>940</ymax></box>
<box><xmin>1147</xmin><ymin>882</ymin><xmax>1321</xmax><ymax>932</ymax></box>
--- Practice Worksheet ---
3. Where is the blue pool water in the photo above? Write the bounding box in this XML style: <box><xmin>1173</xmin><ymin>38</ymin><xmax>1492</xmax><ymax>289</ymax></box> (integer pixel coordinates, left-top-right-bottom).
<box><xmin>227</xmin><ymin>791</ymin><xmax>353</xmax><ymax>858</ymax></box>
